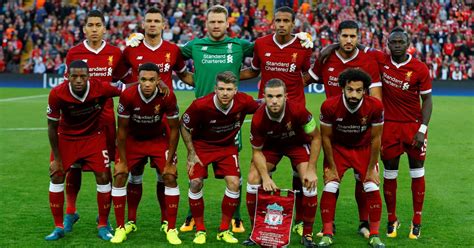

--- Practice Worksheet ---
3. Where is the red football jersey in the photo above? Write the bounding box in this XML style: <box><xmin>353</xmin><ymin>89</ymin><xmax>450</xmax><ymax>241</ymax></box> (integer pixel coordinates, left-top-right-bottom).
<box><xmin>250</xmin><ymin>101</ymin><xmax>313</xmax><ymax>149</ymax></box>
<box><xmin>182</xmin><ymin>92</ymin><xmax>259</xmax><ymax>148</ymax></box>
<box><xmin>310</xmin><ymin>48</ymin><xmax>382</xmax><ymax>98</ymax></box>
<box><xmin>64</xmin><ymin>40</ymin><xmax>124</xmax><ymax>120</ymax></box>
<box><xmin>368</xmin><ymin>49</ymin><xmax>432</xmax><ymax>122</ymax></box>
<box><xmin>121</xmin><ymin>40</ymin><xmax>186</xmax><ymax>89</ymax></box>
<box><xmin>47</xmin><ymin>79</ymin><xmax>122</xmax><ymax>139</ymax></box>
<box><xmin>319</xmin><ymin>95</ymin><xmax>384</xmax><ymax>147</ymax></box>
<box><xmin>117</xmin><ymin>85</ymin><xmax>179</xmax><ymax>139</ymax></box>
<box><xmin>251</xmin><ymin>34</ymin><xmax>312</xmax><ymax>104</ymax></box>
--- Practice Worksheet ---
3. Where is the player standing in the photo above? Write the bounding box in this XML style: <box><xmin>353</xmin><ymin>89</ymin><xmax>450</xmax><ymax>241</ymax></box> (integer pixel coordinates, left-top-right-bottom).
<box><xmin>246</xmin><ymin>79</ymin><xmax>321</xmax><ymax>247</ymax></box>
<box><xmin>180</xmin><ymin>71</ymin><xmax>260</xmax><ymax>244</ymax></box>
<box><xmin>45</xmin><ymin>60</ymin><xmax>123</xmax><ymax>241</ymax></box>
<box><xmin>110</xmin><ymin>63</ymin><xmax>182</xmax><ymax>244</ymax></box>
<box><xmin>368</xmin><ymin>27</ymin><xmax>432</xmax><ymax>239</ymax></box>
<box><xmin>317</xmin><ymin>69</ymin><xmax>385</xmax><ymax>248</ymax></box>
<box><xmin>62</xmin><ymin>10</ymin><xmax>123</xmax><ymax>233</ymax></box>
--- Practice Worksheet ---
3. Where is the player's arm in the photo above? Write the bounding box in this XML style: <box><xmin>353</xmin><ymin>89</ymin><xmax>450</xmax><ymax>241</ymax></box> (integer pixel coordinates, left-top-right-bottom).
<box><xmin>177</xmin><ymin>70</ymin><xmax>194</xmax><ymax>86</ymax></box>
<box><xmin>413</xmin><ymin>92</ymin><xmax>433</xmax><ymax>148</ymax></box>
<box><xmin>320</xmin><ymin>124</ymin><xmax>339</xmax><ymax>183</ymax></box>
<box><xmin>240</xmin><ymin>67</ymin><xmax>260</xmax><ymax>80</ymax></box>
<box><xmin>48</xmin><ymin>119</ymin><xmax>63</xmax><ymax>177</ymax></box>
<box><xmin>303</xmin><ymin>116</ymin><xmax>321</xmax><ymax>190</ymax></box>
<box><xmin>180</xmin><ymin>118</ymin><xmax>203</xmax><ymax>176</ymax></box>
<box><xmin>252</xmin><ymin>147</ymin><xmax>278</xmax><ymax>191</ymax></box>
<box><xmin>365</xmin><ymin>124</ymin><xmax>383</xmax><ymax>184</ymax></box>
<box><xmin>115</xmin><ymin>116</ymin><xmax>129</xmax><ymax>177</ymax></box>
<box><xmin>318</xmin><ymin>43</ymin><xmax>339</xmax><ymax>64</ymax></box>
<box><xmin>369</xmin><ymin>86</ymin><xmax>382</xmax><ymax>101</ymax></box>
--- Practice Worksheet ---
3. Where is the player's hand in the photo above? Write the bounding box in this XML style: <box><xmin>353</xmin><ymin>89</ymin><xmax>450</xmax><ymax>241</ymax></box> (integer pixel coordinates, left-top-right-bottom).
<box><xmin>125</xmin><ymin>33</ymin><xmax>144</xmax><ymax>47</ymax></box>
<box><xmin>296</xmin><ymin>32</ymin><xmax>314</xmax><ymax>49</ymax></box>
<box><xmin>412</xmin><ymin>132</ymin><xmax>425</xmax><ymax>149</ymax></box>
<box><xmin>323</xmin><ymin>167</ymin><xmax>340</xmax><ymax>184</ymax></box>
<box><xmin>262</xmin><ymin>178</ymin><xmax>279</xmax><ymax>192</ymax></box>
<box><xmin>114</xmin><ymin>160</ymin><xmax>128</xmax><ymax>177</ymax></box>
<box><xmin>49</xmin><ymin>159</ymin><xmax>64</xmax><ymax>177</ymax></box>
<box><xmin>187</xmin><ymin>152</ymin><xmax>203</xmax><ymax>176</ymax></box>
<box><xmin>302</xmin><ymin>172</ymin><xmax>318</xmax><ymax>191</ymax></box>
<box><xmin>163</xmin><ymin>161</ymin><xmax>178</xmax><ymax>177</ymax></box>
<box><xmin>158</xmin><ymin>80</ymin><xmax>170</xmax><ymax>97</ymax></box>
<box><xmin>364</xmin><ymin>166</ymin><xmax>380</xmax><ymax>185</ymax></box>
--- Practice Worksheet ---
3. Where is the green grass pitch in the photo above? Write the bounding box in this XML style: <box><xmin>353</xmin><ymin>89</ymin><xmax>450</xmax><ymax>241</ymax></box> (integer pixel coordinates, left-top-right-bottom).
<box><xmin>0</xmin><ymin>88</ymin><xmax>473</xmax><ymax>247</ymax></box>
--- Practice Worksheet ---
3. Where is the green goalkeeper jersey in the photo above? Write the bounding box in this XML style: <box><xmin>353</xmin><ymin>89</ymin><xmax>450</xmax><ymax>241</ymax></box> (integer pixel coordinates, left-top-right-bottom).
<box><xmin>180</xmin><ymin>36</ymin><xmax>254</xmax><ymax>98</ymax></box>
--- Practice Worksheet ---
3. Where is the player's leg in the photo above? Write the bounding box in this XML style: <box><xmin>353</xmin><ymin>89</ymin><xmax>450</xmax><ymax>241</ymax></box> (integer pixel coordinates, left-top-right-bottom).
<box><xmin>407</xmin><ymin>157</ymin><xmax>425</xmax><ymax>239</ymax></box>
<box><xmin>292</xmin><ymin>171</ymin><xmax>304</xmax><ymax>236</ymax></box>
<box><xmin>189</xmin><ymin>176</ymin><xmax>206</xmax><ymax>244</ymax></box>
<box><xmin>232</xmin><ymin>131</ymin><xmax>244</xmax><ymax>233</ymax></box>
<box><xmin>64</xmin><ymin>165</ymin><xmax>81</xmax><ymax>232</ymax></box>
<box><xmin>354</xmin><ymin>171</ymin><xmax>370</xmax><ymax>238</ymax></box>
<box><xmin>295</xmin><ymin>162</ymin><xmax>318</xmax><ymax>247</ymax></box>
<box><xmin>382</xmin><ymin>157</ymin><xmax>401</xmax><ymax>238</ymax></box>
<box><xmin>217</xmin><ymin>175</ymin><xmax>240</xmax><ymax>243</ymax></box>
<box><xmin>127</xmin><ymin>163</ymin><xmax>145</xmax><ymax>224</ymax></box>
<box><xmin>94</xmin><ymin>168</ymin><xmax>113</xmax><ymax>241</ymax></box>
<box><xmin>45</xmin><ymin>166</ymin><xmax>67</xmax><ymax>240</ymax></box>
<box><xmin>110</xmin><ymin>164</ymin><xmax>128</xmax><ymax>243</ymax></box>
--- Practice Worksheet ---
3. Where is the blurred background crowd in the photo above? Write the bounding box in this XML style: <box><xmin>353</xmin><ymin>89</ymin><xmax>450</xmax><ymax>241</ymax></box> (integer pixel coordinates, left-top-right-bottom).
<box><xmin>1</xmin><ymin>0</ymin><xmax>472</xmax><ymax>80</ymax></box>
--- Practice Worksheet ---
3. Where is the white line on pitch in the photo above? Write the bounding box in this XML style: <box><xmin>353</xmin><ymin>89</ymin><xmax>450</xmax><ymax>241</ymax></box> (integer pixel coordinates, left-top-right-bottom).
<box><xmin>0</xmin><ymin>127</ymin><xmax>47</xmax><ymax>131</ymax></box>
<box><xmin>0</xmin><ymin>94</ymin><xmax>48</xmax><ymax>102</ymax></box>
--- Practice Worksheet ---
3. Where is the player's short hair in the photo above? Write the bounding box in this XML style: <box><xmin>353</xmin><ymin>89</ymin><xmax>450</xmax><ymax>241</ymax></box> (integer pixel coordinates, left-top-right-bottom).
<box><xmin>264</xmin><ymin>78</ymin><xmax>287</xmax><ymax>93</ymax></box>
<box><xmin>68</xmin><ymin>60</ymin><xmax>88</xmax><ymax>72</ymax></box>
<box><xmin>206</xmin><ymin>4</ymin><xmax>228</xmax><ymax>18</ymax></box>
<box><xmin>338</xmin><ymin>20</ymin><xmax>359</xmax><ymax>33</ymax></box>
<box><xmin>86</xmin><ymin>10</ymin><xmax>105</xmax><ymax>24</ymax></box>
<box><xmin>215</xmin><ymin>71</ymin><xmax>237</xmax><ymax>85</ymax></box>
<box><xmin>145</xmin><ymin>7</ymin><xmax>166</xmax><ymax>20</ymax></box>
<box><xmin>390</xmin><ymin>26</ymin><xmax>409</xmax><ymax>42</ymax></box>
<box><xmin>275</xmin><ymin>6</ymin><xmax>295</xmax><ymax>21</ymax></box>
<box><xmin>138</xmin><ymin>62</ymin><xmax>160</xmax><ymax>75</ymax></box>
<box><xmin>338</xmin><ymin>68</ymin><xmax>371</xmax><ymax>90</ymax></box>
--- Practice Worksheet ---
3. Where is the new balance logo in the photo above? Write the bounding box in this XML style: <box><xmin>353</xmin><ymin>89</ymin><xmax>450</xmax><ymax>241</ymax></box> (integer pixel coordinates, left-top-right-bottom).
<box><xmin>336</xmin><ymin>118</ymin><xmax>343</xmax><ymax>121</ymax></box>
<box><xmin>137</xmin><ymin>56</ymin><xmax>143</xmax><ymax>60</ymax></box>
<box><xmin>328</xmin><ymin>67</ymin><xmax>334</xmax><ymax>71</ymax></box>
<box><xmin>201</xmin><ymin>46</ymin><xmax>208</xmax><ymax>51</ymax></box>
<box><xmin>265</xmin><ymin>53</ymin><xmax>271</xmax><ymax>57</ymax></box>
<box><xmin>210</xmin><ymin>120</ymin><xmax>216</xmax><ymax>123</ymax></box>
<box><xmin>82</xmin><ymin>59</ymin><xmax>88</xmax><ymax>63</ymax></box>
<box><xmin>384</xmin><ymin>65</ymin><xmax>389</xmax><ymax>69</ymax></box>
<box><xmin>134</xmin><ymin>107</ymin><xmax>140</xmax><ymax>111</ymax></box>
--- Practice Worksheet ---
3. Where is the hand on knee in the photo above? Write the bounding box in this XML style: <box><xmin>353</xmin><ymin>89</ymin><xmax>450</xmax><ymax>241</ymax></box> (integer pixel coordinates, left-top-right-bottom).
<box><xmin>189</xmin><ymin>179</ymin><xmax>203</xmax><ymax>193</ymax></box>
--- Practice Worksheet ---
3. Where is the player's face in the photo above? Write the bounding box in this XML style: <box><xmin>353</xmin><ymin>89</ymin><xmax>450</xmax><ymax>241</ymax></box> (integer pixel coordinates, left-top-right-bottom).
<box><xmin>343</xmin><ymin>80</ymin><xmax>366</xmax><ymax>108</ymax></box>
<box><xmin>264</xmin><ymin>86</ymin><xmax>287</xmax><ymax>114</ymax></box>
<box><xmin>206</xmin><ymin>12</ymin><xmax>228</xmax><ymax>41</ymax></box>
<box><xmin>388</xmin><ymin>33</ymin><xmax>409</xmax><ymax>57</ymax></box>
<box><xmin>273</xmin><ymin>12</ymin><xmax>294</xmax><ymax>37</ymax></box>
<box><xmin>215</xmin><ymin>81</ymin><xmax>237</xmax><ymax>106</ymax></box>
<box><xmin>143</xmin><ymin>13</ymin><xmax>165</xmax><ymax>38</ymax></box>
<box><xmin>69</xmin><ymin>68</ymin><xmax>89</xmax><ymax>94</ymax></box>
<box><xmin>139</xmin><ymin>70</ymin><xmax>159</xmax><ymax>97</ymax></box>
<box><xmin>83</xmin><ymin>17</ymin><xmax>105</xmax><ymax>43</ymax></box>
<box><xmin>338</xmin><ymin>28</ymin><xmax>358</xmax><ymax>54</ymax></box>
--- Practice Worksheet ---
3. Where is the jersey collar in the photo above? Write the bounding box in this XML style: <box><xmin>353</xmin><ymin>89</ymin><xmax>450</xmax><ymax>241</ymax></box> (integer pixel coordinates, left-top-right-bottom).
<box><xmin>213</xmin><ymin>94</ymin><xmax>234</xmax><ymax>115</ymax></box>
<box><xmin>265</xmin><ymin>103</ymin><xmax>286</xmax><ymax>123</ymax></box>
<box><xmin>335</xmin><ymin>48</ymin><xmax>359</xmax><ymax>64</ymax></box>
<box><xmin>83</xmin><ymin>40</ymin><xmax>106</xmax><ymax>54</ymax></box>
<box><xmin>143</xmin><ymin>39</ymin><xmax>163</xmax><ymax>51</ymax></box>
<box><xmin>390</xmin><ymin>54</ymin><xmax>412</xmax><ymax>69</ymax></box>
<box><xmin>69</xmin><ymin>80</ymin><xmax>90</xmax><ymax>103</ymax></box>
<box><xmin>342</xmin><ymin>95</ymin><xmax>363</xmax><ymax>114</ymax></box>
<box><xmin>272</xmin><ymin>34</ymin><xmax>297</xmax><ymax>49</ymax></box>
<box><xmin>138</xmin><ymin>85</ymin><xmax>158</xmax><ymax>103</ymax></box>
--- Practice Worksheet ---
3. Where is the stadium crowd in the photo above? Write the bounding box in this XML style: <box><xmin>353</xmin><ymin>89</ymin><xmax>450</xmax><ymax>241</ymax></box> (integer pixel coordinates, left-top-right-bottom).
<box><xmin>1</xmin><ymin>0</ymin><xmax>472</xmax><ymax>79</ymax></box>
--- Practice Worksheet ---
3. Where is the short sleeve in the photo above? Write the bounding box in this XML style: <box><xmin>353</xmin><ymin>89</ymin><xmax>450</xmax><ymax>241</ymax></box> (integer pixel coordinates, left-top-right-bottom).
<box><xmin>47</xmin><ymin>89</ymin><xmax>60</xmax><ymax>121</ymax></box>
<box><xmin>117</xmin><ymin>93</ymin><xmax>130</xmax><ymax>119</ymax></box>
<box><xmin>371</xmin><ymin>99</ymin><xmax>384</xmax><ymax>126</ymax></box>
<box><xmin>181</xmin><ymin>101</ymin><xmax>199</xmax><ymax>131</ymax></box>
<box><xmin>244</xmin><ymin>93</ymin><xmax>261</xmax><ymax>114</ymax></box>
<box><xmin>319</xmin><ymin>100</ymin><xmax>333</xmax><ymax>126</ymax></box>
<box><xmin>165</xmin><ymin>92</ymin><xmax>180</xmax><ymax>119</ymax></box>
<box><xmin>250</xmin><ymin>41</ymin><xmax>261</xmax><ymax>71</ymax></box>
<box><xmin>419</xmin><ymin>64</ymin><xmax>432</xmax><ymax>94</ymax></box>
<box><xmin>250</xmin><ymin>114</ymin><xmax>265</xmax><ymax>149</ymax></box>
<box><xmin>173</xmin><ymin>46</ymin><xmax>187</xmax><ymax>73</ymax></box>
<box><xmin>241</xmin><ymin>39</ymin><xmax>254</xmax><ymax>57</ymax></box>
<box><xmin>180</xmin><ymin>40</ymin><xmax>194</xmax><ymax>60</ymax></box>
<box><xmin>302</xmin><ymin>48</ymin><xmax>312</xmax><ymax>72</ymax></box>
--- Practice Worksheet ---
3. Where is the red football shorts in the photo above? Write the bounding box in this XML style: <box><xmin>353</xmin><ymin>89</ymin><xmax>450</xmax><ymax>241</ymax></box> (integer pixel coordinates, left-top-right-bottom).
<box><xmin>324</xmin><ymin>144</ymin><xmax>378</xmax><ymax>182</ymax></box>
<box><xmin>190</xmin><ymin>144</ymin><xmax>240</xmax><ymax>180</ymax></box>
<box><xmin>119</xmin><ymin>136</ymin><xmax>177</xmax><ymax>175</ymax></box>
<box><xmin>53</xmin><ymin>132</ymin><xmax>110</xmax><ymax>173</ymax></box>
<box><xmin>381</xmin><ymin>121</ymin><xmax>428</xmax><ymax>161</ymax></box>
<box><xmin>263</xmin><ymin>144</ymin><xmax>311</xmax><ymax>171</ymax></box>
<box><xmin>100</xmin><ymin>103</ymin><xmax>117</xmax><ymax>162</ymax></box>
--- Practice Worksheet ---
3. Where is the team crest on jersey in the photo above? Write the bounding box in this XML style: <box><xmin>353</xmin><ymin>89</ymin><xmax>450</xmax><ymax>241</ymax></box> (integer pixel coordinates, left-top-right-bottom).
<box><xmin>286</xmin><ymin>121</ymin><xmax>292</xmax><ymax>131</ymax></box>
<box><xmin>46</xmin><ymin>105</ymin><xmax>52</xmax><ymax>114</ymax></box>
<box><xmin>108</xmin><ymin>56</ymin><xmax>114</xmax><ymax>66</ymax></box>
<box><xmin>154</xmin><ymin>104</ymin><xmax>161</xmax><ymax>114</ymax></box>
<box><xmin>227</xmin><ymin>43</ymin><xmax>233</xmax><ymax>53</ymax></box>
<box><xmin>360</xmin><ymin>115</ymin><xmax>368</xmax><ymax>125</ymax></box>
<box><xmin>291</xmin><ymin>53</ymin><xmax>298</xmax><ymax>62</ymax></box>
<box><xmin>165</xmin><ymin>53</ymin><xmax>171</xmax><ymax>62</ymax></box>
<box><xmin>117</xmin><ymin>103</ymin><xmax>125</xmax><ymax>113</ymax></box>
<box><xmin>264</xmin><ymin>203</ymin><xmax>284</xmax><ymax>226</ymax></box>
<box><xmin>183</xmin><ymin>113</ymin><xmax>190</xmax><ymax>124</ymax></box>
<box><xmin>405</xmin><ymin>71</ymin><xmax>413</xmax><ymax>81</ymax></box>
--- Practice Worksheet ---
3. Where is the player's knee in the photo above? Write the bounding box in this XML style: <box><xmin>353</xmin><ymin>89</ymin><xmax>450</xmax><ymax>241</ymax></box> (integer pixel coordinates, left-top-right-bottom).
<box><xmin>50</xmin><ymin>174</ymin><xmax>65</xmax><ymax>184</ymax></box>
<box><xmin>323</xmin><ymin>181</ymin><xmax>340</xmax><ymax>193</ymax></box>
<box><xmin>95</xmin><ymin>172</ymin><xmax>110</xmax><ymax>185</ymax></box>
<box><xmin>302</xmin><ymin>187</ymin><xmax>317</xmax><ymax>197</ymax></box>
<box><xmin>363</xmin><ymin>182</ymin><xmax>379</xmax><ymax>192</ymax></box>
<box><xmin>114</xmin><ymin>173</ymin><xmax>128</xmax><ymax>187</ymax></box>
<box><xmin>162</xmin><ymin>174</ymin><xmax>178</xmax><ymax>187</ymax></box>
<box><xmin>189</xmin><ymin>179</ymin><xmax>203</xmax><ymax>193</ymax></box>
<box><xmin>409</xmin><ymin>159</ymin><xmax>425</xmax><ymax>169</ymax></box>
<box><xmin>410</xmin><ymin>167</ymin><xmax>425</xmax><ymax>178</ymax></box>
<box><xmin>128</xmin><ymin>174</ymin><xmax>143</xmax><ymax>184</ymax></box>
<box><xmin>226</xmin><ymin>177</ymin><xmax>240</xmax><ymax>192</ymax></box>
<box><xmin>97</xmin><ymin>182</ymin><xmax>112</xmax><ymax>193</ymax></box>
<box><xmin>246</xmin><ymin>183</ymin><xmax>260</xmax><ymax>195</ymax></box>
<box><xmin>49</xmin><ymin>182</ymin><xmax>64</xmax><ymax>192</ymax></box>
<box><xmin>247</xmin><ymin>165</ymin><xmax>261</xmax><ymax>184</ymax></box>
<box><xmin>383</xmin><ymin>169</ymin><xmax>398</xmax><ymax>179</ymax></box>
